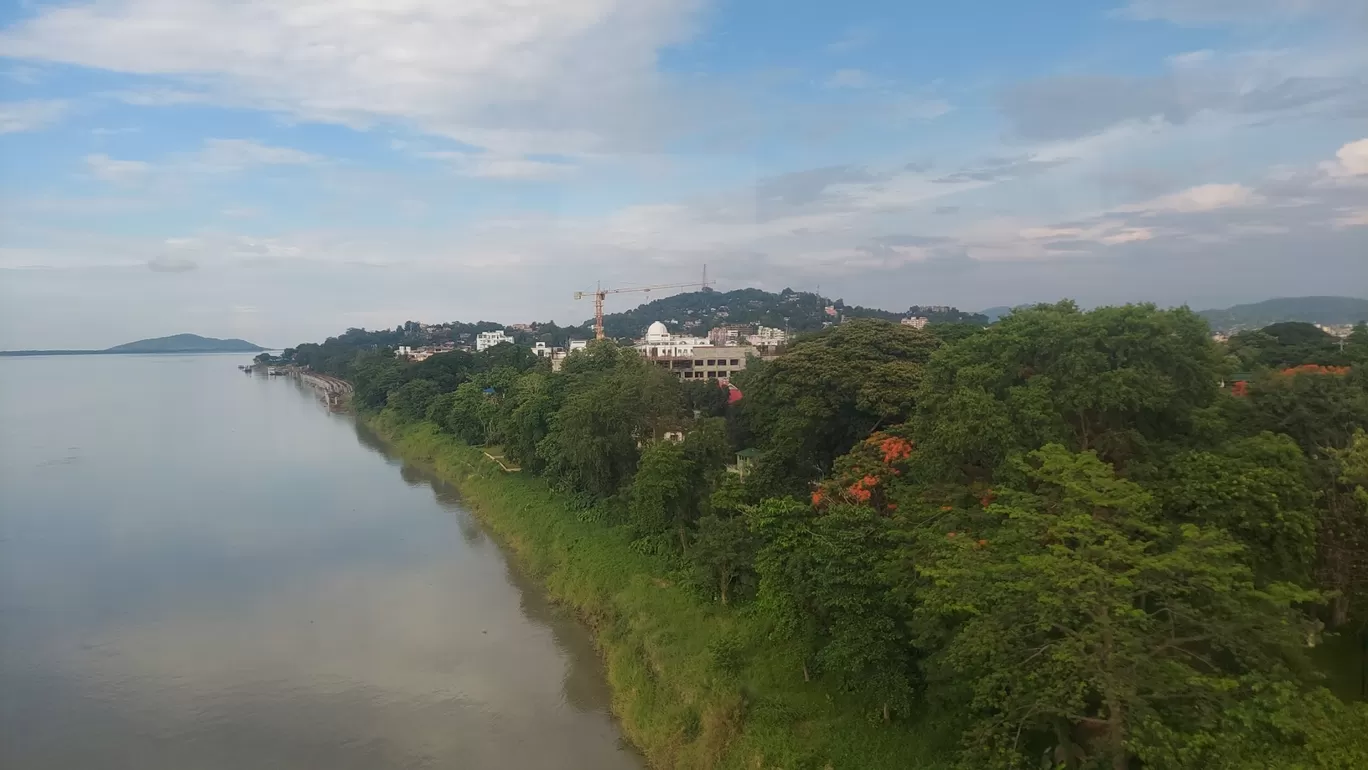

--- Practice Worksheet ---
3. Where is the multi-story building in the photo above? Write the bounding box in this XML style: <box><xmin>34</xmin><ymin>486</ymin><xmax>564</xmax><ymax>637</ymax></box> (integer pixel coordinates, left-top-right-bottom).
<box><xmin>475</xmin><ymin>330</ymin><xmax>514</xmax><ymax>352</ymax></box>
<box><xmin>901</xmin><ymin>316</ymin><xmax>930</xmax><ymax>329</ymax></box>
<box><xmin>636</xmin><ymin>321</ymin><xmax>752</xmax><ymax>381</ymax></box>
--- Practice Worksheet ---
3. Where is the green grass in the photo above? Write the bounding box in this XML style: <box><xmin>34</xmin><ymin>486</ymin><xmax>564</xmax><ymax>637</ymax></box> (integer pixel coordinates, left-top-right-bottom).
<box><xmin>363</xmin><ymin>411</ymin><xmax>953</xmax><ymax>770</ymax></box>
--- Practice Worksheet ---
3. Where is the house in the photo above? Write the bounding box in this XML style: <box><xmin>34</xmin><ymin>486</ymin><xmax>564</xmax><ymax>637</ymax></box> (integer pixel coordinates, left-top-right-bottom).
<box><xmin>476</xmin><ymin>330</ymin><xmax>514</xmax><ymax>352</ymax></box>
<box><xmin>901</xmin><ymin>316</ymin><xmax>930</xmax><ymax>329</ymax></box>
<box><xmin>730</xmin><ymin>448</ymin><xmax>761</xmax><ymax>480</ymax></box>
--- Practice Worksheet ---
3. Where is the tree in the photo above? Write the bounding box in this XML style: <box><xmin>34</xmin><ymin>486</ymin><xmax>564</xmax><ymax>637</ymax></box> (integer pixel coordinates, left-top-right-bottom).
<box><xmin>692</xmin><ymin>478</ymin><xmax>757</xmax><ymax>605</ymax></box>
<box><xmin>915</xmin><ymin>302</ymin><xmax>1221</xmax><ymax>480</ymax></box>
<box><xmin>917</xmin><ymin>445</ymin><xmax>1324</xmax><ymax>770</ymax></box>
<box><xmin>1228</xmin><ymin>322</ymin><xmax>1347</xmax><ymax>369</ymax></box>
<box><xmin>751</xmin><ymin>497</ymin><xmax>918</xmax><ymax>719</ymax></box>
<box><xmin>1246</xmin><ymin>366</ymin><xmax>1368</xmax><ymax>453</ymax></box>
<box><xmin>445</xmin><ymin>381</ymin><xmax>498</xmax><ymax>445</ymax></box>
<box><xmin>739</xmin><ymin>319</ymin><xmax>938</xmax><ymax>496</ymax></box>
<box><xmin>1346</xmin><ymin>323</ymin><xmax>1368</xmax><ymax>365</ymax></box>
<box><xmin>629</xmin><ymin>439</ymin><xmax>693</xmax><ymax>549</ymax></box>
<box><xmin>1156</xmin><ymin>432</ymin><xmax>1318</xmax><ymax>584</ymax></box>
<box><xmin>388</xmin><ymin>378</ymin><xmax>440</xmax><ymax>421</ymax></box>
<box><xmin>1321</xmin><ymin>428</ymin><xmax>1368</xmax><ymax>625</ymax></box>
<box><xmin>351</xmin><ymin>354</ymin><xmax>405</xmax><ymax>409</ymax></box>
<box><xmin>498</xmin><ymin>372</ymin><xmax>559</xmax><ymax>472</ymax></box>
<box><xmin>539</xmin><ymin>349</ymin><xmax>682</xmax><ymax>499</ymax></box>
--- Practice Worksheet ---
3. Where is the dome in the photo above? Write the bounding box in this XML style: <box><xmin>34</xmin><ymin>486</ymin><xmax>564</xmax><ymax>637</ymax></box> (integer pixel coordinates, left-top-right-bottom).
<box><xmin>645</xmin><ymin>321</ymin><xmax>670</xmax><ymax>342</ymax></box>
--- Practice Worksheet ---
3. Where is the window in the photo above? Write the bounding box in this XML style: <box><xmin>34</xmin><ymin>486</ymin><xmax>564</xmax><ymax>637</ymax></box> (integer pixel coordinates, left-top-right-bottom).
<box><xmin>694</xmin><ymin>360</ymin><xmax>704</xmax><ymax>366</ymax></box>
<box><xmin>706</xmin><ymin>359</ymin><xmax>716</xmax><ymax>366</ymax></box>
<box><xmin>729</xmin><ymin>359</ymin><xmax>739</xmax><ymax>366</ymax></box>
<box><xmin>707</xmin><ymin>371</ymin><xmax>716</xmax><ymax>378</ymax></box>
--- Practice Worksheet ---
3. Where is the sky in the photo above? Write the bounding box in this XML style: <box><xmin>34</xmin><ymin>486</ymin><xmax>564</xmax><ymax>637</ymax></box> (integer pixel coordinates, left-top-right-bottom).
<box><xmin>0</xmin><ymin>0</ymin><xmax>1365</xmax><ymax>349</ymax></box>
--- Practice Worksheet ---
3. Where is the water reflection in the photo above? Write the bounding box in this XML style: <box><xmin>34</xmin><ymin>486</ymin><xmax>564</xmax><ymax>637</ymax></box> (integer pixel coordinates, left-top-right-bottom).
<box><xmin>347</xmin><ymin>421</ymin><xmax>612</xmax><ymax>717</ymax></box>
<box><xmin>0</xmin><ymin>355</ymin><xmax>641</xmax><ymax>770</ymax></box>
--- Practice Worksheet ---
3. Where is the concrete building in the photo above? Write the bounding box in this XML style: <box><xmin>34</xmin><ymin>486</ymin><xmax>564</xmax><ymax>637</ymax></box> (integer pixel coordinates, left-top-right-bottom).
<box><xmin>476</xmin><ymin>330</ymin><xmax>514</xmax><ymax>352</ymax></box>
<box><xmin>532</xmin><ymin>341</ymin><xmax>553</xmax><ymax>358</ymax></box>
<box><xmin>636</xmin><ymin>320</ymin><xmax>753</xmax><ymax>382</ymax></box>
<box><xmin>550</xmin><ymin>340</ymin><xmax>590</xmax><ymax>372</ymax></box>
<box><xmin>395</xmin><ymin>345</ymin><xmax>437</xmax><ymax>362</ymax></box>
<box><xmin>1316</xmin><ymin>323</ymin><xmax>1356</xmax><ymax>338</ymax></box>
<box><xmin>901</xmin><ymin>316</ymin><xmax>930</xmax><ymax>330</ymax></box>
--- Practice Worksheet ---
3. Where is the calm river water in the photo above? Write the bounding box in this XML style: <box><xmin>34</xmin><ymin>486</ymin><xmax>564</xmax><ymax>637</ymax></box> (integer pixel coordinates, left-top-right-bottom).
<box><xmin>0</xmin><ymin>353</ymin><xmax>642</xmax><ymax>770</ymax></box>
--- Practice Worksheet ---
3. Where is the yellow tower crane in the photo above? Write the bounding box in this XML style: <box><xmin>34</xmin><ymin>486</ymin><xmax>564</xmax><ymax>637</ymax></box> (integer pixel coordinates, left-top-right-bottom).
<box><xmin>574</xmin><ymin>268</ymin><xmax>711</xmax><ymax>340</ymax></box>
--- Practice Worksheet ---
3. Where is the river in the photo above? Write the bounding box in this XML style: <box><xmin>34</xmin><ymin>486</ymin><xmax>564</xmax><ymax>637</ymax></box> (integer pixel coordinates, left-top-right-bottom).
<box><xmin>0</xmin><ymin>353</ymin><xmax>643</xmax><ymax>770</ymax></box>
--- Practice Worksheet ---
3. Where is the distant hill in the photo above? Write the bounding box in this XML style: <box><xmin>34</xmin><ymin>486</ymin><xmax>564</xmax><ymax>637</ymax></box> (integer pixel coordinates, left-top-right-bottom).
<box><xmin>1</xmin><ymin>333</ymin><xmax>265</xmax><ymax>356</ymax></box>
<box><xmin>589</xmin><ymin>287</ymin><xmax>986</xmax><ymax>339</ymax></box>
<box><xmin>1198</xmin><ymin>296</ymin><xmax>1368</xmax><ymax>332</ymax></box>
<box><xmin>105</xmin><ymin>334</ymin><xmax>264</xmax><ymax>353</ymax></box>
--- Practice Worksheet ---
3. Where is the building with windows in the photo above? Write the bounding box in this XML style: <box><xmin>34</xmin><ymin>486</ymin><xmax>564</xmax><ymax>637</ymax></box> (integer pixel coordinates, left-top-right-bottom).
<box><xmin>475</xmin><ymin>330</ymin><xmax>514</xmax><ymax>352</ymax></box>
<box><xmin>635</xmin><ymin>320</ymin><xmax>753</xmax><ymax>381</ymax></box>
<box><xmin>901</xmin><ymin>316</ymin><xmax>930</xmax><ymax>329</ymax></box>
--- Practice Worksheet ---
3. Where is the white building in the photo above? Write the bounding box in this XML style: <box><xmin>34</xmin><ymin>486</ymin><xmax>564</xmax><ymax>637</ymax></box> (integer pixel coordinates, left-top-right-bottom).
<box><xmin>636</xmin><ymin>321</ymin><xmax>752</xmax><ymax>381</ymax></box>
<box><xmin>532</xmin><ymin>341</ymin><xmax>553</xmax><ymax>358</ymax></box>
<box><xmin>395</xmin><ymin>345</ymin><xmax>436</xmax><ymax>362</ymax></box>
<box><xmin>901</xmin><ymin>316</ymin><xmax>930</xmax><ymax>330</ymax></box>
<box><xmin>551</xmin><ymin>340</ymin><xmax>590</xmax><ymax>372</ymax></box>
<box><xmin>476</xmin><ymin>330</ymin><xmax>514</xmax><ymax>352</ymax></box>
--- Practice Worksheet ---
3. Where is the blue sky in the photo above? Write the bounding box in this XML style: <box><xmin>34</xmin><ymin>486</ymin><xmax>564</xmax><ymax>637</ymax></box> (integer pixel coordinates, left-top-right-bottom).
<box><xmin>0</xmin><ymin>0</ymin><xmax>1365</xmax><ymax>348</ymax></box>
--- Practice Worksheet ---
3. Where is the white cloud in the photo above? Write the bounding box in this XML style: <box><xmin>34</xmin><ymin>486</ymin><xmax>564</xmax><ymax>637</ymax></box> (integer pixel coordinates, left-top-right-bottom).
<box><xmin>85</xmin><ymin>139</ymin><xmax>321</xmax><ymax>184</ymax></box>
<box><xmin>1320</xmin><ymin>137</ymin><xmax>1368</xmax><ymax>178</ymax></box>
<box><xmin>417</xmin><ymin>149</ymin><xmax>576</xmax><ymax>180</ymax></box>
<box><xmin>1334</xmin><ymin>208</ymin><xmax>1368</xmax><ymax>228</ymax></box>
<box><xmin>1167</xmin><ymin>50</ymin><xmax>1214</xmax><ymax>68</ymax></box>
<box><xmin>0</xmin><ymin>0</ymin><xmax>704</xmax><ymax>157</ymax></box>
<box><xmin>1116</xmin><ymin>183</ymin><xmax>1265</xmax><ymax>214</ymax></box>
<box><xmin>85</xmin><ymin>153</ymin><xmax>150</xmax><ymax>182</ymax></box>
<box><xmin>190</xmin><ymin>139</ymin><xmax>321</xmax><ymax>172</ymax></box>
<box><xmin>0</xmin><ymin>99</ymin><xmax>67</xmax><ymax>133</ymax></box>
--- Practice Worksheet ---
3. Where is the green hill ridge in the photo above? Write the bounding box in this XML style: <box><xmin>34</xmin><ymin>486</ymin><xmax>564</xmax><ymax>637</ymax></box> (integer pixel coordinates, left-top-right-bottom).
<box><xmin>1198</xmin><ymin>296</ymin><xmax>1368</xmax><ymax>332</ymax></box>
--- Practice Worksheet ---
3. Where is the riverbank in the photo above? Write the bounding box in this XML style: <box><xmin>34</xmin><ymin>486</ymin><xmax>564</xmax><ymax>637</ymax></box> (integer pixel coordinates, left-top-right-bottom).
<box><xmin>360</xmin><ymin>409</ymin><xmax>952</xmax><ymax>770</ymax></box>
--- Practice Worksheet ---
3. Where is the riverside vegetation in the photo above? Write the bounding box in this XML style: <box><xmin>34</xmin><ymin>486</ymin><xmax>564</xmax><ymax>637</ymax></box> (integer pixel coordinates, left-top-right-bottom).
<box><xmin>283</xmin><ymin>303</ymin><xmax>1368</xmax><ymax>770</ymax></box>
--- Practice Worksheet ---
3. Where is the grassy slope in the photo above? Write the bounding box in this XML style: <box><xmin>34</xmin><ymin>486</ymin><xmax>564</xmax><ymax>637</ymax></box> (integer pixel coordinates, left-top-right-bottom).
<box><xmin>364</xmin><ymin>410</ymin><xmax>952</xmax><ymax>770</ymax></box>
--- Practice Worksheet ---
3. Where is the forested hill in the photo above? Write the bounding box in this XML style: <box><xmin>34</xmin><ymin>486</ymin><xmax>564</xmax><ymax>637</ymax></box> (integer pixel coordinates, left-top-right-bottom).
<box><xmin>1199</xmin><ymin>296</ymin><xmax>1368</xmax><ymax>331</ymax></box>
<box><xmin>588</xmin><ymin>287</ymin><xmax>988</xmax><ymax>338</ymax></box>
<box><xmin>105</xmin><ymin>334</ymin><xmax>265</xmax><ymax>353</ymax></box>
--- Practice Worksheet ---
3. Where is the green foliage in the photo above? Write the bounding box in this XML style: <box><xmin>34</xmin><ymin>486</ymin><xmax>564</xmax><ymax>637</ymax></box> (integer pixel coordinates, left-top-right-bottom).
<box><xmin>917</xmin><ymin>445</ymin><xmax>1328</xmax><ymax>770</ymax></box>
<box><xmin>1227</xmin><ymin>322</ymin><xmax>1348</xmax><ymax>368</ymax></box>
<box><xmin>387</xmin><ymin>378</ymin><xmax>440</xmax><ymax>421</ymax></box>
<box><xmin>751</xmin><ymin>498</ymin><xmax>919</xmax><ymax>718</ymax></box>
<box><xmin>916</xmin><ymin>301</ymin><xmax>1221</xmax><ymax>478</ymax></box>
<box><xmin>630</xmin><ymin>439</ymin><xmax>693</xmax><ymax>545</ymax></box>
<box><xmin>1156</xmin><ymin>432</ymin><xmax>1318</xmax><ymax>584</ymax></box>
<box><xmin>294</xmin><ymin>295</ymin><xmax>1368</xmax><ymax>769</ymax></box>
<box><xmin>1246</xmin><ymin>366</ymin><xmax>1368</xmax><ymax>452</ymax></box>
<box><xmin>739</xmin><ymin>318</ymin><xmax>938</xmax><ymax>495</ymax></box>
<box><xmin>539</xmin><ymin>349</ymin><xmax>682</xmax><ymax>499</ymax></box>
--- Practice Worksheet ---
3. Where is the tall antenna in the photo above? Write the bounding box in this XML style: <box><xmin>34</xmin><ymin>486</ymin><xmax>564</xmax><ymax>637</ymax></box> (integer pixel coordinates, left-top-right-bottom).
<box><xmin>702</xmin><ymin>264</ymin><xmax>710</xmax><ymax>291</ymax></box>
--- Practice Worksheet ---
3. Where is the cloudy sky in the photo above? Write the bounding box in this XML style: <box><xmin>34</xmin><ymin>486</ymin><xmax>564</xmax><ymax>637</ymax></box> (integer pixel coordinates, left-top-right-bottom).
<box><xmin>1</xmin><ymin>0</ymin><xmax>1365</xmax><ymax>349</ymax></box>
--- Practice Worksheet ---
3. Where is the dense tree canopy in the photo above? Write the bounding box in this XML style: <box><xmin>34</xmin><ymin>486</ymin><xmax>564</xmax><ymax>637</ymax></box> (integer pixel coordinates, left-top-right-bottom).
<box><xmin>288</xmin><ymin>304</ymin><xmax>1368</xmax><ymax>769</ymax></box>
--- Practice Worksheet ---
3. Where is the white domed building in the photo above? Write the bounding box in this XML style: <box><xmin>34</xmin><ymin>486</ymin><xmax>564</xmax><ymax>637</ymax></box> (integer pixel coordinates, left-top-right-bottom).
<box><xmin>634</xmin><ymin>321</ymin><xmax>753</xmax><ymax>382</ymax></box>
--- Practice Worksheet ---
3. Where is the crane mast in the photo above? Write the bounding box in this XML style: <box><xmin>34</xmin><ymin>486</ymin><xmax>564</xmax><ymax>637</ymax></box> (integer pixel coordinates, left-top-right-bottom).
<box><xmin>574</xmin><ymin>267</ymin><xmax>711</xmax><ymax>340</ymax></box>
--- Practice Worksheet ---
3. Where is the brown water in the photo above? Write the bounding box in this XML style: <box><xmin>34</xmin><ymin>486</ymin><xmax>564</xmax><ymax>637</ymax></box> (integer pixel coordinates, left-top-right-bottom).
<box><xmin>0</xmin><ymin>354</ymin><xmax>643</xmax><ymax>770</ymax></box>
